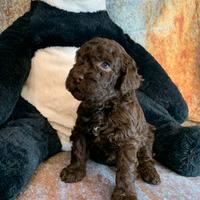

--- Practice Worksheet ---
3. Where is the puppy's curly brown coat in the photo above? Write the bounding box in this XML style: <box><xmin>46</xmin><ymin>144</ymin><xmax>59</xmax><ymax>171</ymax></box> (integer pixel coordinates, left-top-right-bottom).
<box><xmin>60</xmin><ymin>37</ymin><xmax>161</xmax><ymax>200</ymax></box>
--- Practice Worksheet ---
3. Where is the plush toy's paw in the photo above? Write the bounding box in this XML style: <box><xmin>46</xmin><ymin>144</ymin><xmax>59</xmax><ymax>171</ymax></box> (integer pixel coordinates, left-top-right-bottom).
<box><xmin>111</xmin><ymin>189</ymin><xmax>137</xmax><ymax>200</ymax></box>
<box><xmin>154</xmin><ymin>124</ymin><xmax>200</xmax><ymax>176</ymax></box>
<box><xmin>60</xmin><ymin>165</ymin><xmax>86</xmax><ymax>183</ymax></box>
<box><xmin>139</xmin><ymin>162</ymin><xmax>161</xmax><ymax>185</ymax></box>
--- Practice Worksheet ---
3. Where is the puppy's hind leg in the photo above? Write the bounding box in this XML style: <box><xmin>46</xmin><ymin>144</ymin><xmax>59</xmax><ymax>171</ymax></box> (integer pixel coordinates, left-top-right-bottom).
<box><xmin>137</xmin><ymin>145</ymin><xmax>161</xmax><ymax>185</ymax></box>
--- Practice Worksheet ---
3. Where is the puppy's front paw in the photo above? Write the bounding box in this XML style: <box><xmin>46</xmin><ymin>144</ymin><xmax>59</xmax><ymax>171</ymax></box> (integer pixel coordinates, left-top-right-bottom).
<box><xmin>111</xmin><ymin>189</ymin><xmax>137</xmax><ymax>200</ymax></box>
<box><xmin>60</xmin><ymin>165</ymin><xmax>86</xmax><ymax>183</ymax></box>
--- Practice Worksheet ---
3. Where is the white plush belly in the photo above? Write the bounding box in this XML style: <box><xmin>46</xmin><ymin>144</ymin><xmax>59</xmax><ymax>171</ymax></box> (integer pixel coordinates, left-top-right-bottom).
<box><xmin>21</xmin><ymin>47</ymin><xmax>80</xmax><ymax>151</ymax></box>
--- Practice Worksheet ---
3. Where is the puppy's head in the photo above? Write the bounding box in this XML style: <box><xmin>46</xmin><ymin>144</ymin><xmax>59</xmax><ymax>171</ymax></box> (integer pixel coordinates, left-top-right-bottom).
<box><xmin>66</xmin><ymin>37</ymin><xmax>142</xmax><ymax>103</ymax></box>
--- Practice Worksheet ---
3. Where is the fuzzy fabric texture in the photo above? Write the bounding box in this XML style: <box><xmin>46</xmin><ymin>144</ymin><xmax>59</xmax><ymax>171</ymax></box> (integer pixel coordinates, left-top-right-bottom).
<box><xmin>17</xmin><ymin>152</ymin><xmax>200</xmax><ymax>200</ymax></box>
<box><xmin>0</xmin><ymin>1</ymin><xmax>200</xmax><ymax>200</ymax></box>
<box><xmin>0</xmin><ymin>97</ymin><xmax>61</xmax><ymax>200</ymax></box>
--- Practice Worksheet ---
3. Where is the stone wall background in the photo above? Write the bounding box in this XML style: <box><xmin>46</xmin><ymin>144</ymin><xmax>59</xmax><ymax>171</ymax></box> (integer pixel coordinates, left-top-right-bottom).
<box><xmin>107</xmin><ymin>0</ymin><xmax>200</xmax><ymax>122</ymax></box>
<box><xmin>0</xmin><ymin>0</ymin><xmax>30</xmax><ymax>32</ymax></box>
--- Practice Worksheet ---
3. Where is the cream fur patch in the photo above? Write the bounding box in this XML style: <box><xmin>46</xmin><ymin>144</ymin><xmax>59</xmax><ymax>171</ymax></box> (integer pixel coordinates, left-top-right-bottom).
<box><xmin>21</xmin><ymin>47</ymin><xmax>80</xmax><ymax>151</ymax></box>
<box><xmin>40</xmin><ymin>0</ymin><xmax>106</xmax><ymax>12</ymax></box>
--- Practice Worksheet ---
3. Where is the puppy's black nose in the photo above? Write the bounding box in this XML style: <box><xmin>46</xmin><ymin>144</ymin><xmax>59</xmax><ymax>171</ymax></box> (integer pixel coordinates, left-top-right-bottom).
<box><xmin>74</xmin><ymin>74</ymin><xmax>84</xmax><ymax>83</ymax></box>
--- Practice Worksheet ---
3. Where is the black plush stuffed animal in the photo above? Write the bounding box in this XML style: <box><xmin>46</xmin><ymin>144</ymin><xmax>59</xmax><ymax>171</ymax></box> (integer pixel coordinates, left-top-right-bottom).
<box><xmin>0</xmin><ymin>0</ymin><xmax>200</xmax><ymax>199</ymax></box>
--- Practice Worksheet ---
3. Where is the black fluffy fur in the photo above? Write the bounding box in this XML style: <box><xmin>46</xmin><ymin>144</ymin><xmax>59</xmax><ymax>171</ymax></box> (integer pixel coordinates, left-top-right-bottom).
<box><xmin>0</xmin><ymin>1</ymin><xmax>199</xmax><ymax>199</ymax></box>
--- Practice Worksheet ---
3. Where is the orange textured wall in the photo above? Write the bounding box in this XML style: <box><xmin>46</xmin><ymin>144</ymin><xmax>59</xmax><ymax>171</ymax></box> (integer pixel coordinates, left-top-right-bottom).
<box><xmin>108</xmin><ymin>0</ymin><xmax>200</xmax><ymax>122</ymax></box>
<box><xmin>145</xmin><ymin>1</ymin><xmax>200</xmax><ymax>122</ymax></box>
<box><xmin>0</xmin><ymin>0</ymin><xmax>30</xmax><ymax>32</ymax></box>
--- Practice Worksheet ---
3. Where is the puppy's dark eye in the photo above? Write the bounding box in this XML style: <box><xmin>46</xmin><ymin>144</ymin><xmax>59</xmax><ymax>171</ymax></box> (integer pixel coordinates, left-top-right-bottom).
<box><xmin>99</xmin><ymin>61</ymin><xmax>111</xmax><ymax>69</ymax></box>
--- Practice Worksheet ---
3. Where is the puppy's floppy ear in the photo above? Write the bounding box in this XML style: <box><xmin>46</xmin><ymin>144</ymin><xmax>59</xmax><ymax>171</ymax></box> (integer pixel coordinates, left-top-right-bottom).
<box><xmin>119</xmin><ymin>52</ymin><xmax>142</xmax><ymax>94</ymax></box>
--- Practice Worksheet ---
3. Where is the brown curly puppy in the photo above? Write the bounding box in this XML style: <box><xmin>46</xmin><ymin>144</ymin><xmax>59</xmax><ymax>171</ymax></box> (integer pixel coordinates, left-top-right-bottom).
<box><xmin>60</xmin><ymin>37</ymin><xmax>161</xmax><ymax>200</ymax></box>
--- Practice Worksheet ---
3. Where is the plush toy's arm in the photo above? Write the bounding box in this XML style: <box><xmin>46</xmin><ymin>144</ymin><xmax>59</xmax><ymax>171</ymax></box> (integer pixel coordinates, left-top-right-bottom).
<box><xmin>0</xmin><ymin>12</ymin><xmax>32</xmax><ymax>125</ymax></box>
<box><xmin>124</xmin><ymin>34</ymin><xmax>188</xmax><ymax>123</ymax></box>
